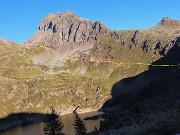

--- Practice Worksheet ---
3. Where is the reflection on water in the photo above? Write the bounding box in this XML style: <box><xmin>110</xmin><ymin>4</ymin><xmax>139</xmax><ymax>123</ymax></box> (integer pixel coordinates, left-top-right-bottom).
<box><xmin>0</xmin><ymin>111</ymin><xmax>101</xmax><ymax>135</ymax></box>
<box><xmin>0</xmin><ymin>124</ymin><xmax>44</xmax><ymax>135</ymax></box>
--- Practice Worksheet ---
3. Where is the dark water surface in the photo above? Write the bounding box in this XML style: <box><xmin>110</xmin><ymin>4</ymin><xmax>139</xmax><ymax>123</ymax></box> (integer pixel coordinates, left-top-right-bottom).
<box><xmin>0</xmin><ymin>111</ymin><xmax>101</xmax><ymax>135</ymax></box>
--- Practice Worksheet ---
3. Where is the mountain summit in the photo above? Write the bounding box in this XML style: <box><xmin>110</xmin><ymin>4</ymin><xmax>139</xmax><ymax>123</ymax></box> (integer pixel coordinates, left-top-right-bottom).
<box><xmin>157</xmin><ymin>17</ymin><xmax>180</xmax><ymax>28</ymax></box>
<box><xmin>24</xmin><ymin>11</ymin><xmax>109</xmax><ymax>47</ymax></box>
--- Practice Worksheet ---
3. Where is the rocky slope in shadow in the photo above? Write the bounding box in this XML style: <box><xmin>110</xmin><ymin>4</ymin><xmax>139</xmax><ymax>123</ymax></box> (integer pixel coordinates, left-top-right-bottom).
<box><xmin>97</xmin><ymin>37</ymin><xmax>180</xmax><ymax>135</ymax></box>
<box><xmin>102</xmin><ymin>36</ymin><xmax>180</xmax><ymax>108</ymax></box>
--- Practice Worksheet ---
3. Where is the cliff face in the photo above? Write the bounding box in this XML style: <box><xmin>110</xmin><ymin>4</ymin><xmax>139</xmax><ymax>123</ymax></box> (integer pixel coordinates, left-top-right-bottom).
<box><xmin>111</xmin><ymin>17</ymin><xmax>180</xmax><ymax>55</ymax></box>
<box><xmin>24</xmin><ymin>11</ymin><xmax>109</xmax><ymax>47</ymax></box>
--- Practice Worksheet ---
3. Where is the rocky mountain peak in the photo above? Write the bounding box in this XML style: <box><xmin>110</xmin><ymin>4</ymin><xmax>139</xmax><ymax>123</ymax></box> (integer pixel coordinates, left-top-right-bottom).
<box><xmin>26</xmin><ymin>11</ymin><xmax>109</xmax><ymax>47</ymax></box>
<box><xmin>61</xmin><ymin>10</ymin><xmax>81</xmax><ymax>18</ymax></box>
<box><xmin>157</xmin><ymin>17</ymin><xmax>180</xmax><ymax>28</ymax></box>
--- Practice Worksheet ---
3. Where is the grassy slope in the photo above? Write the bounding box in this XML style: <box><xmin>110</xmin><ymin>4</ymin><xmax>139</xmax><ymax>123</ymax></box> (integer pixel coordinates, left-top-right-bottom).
<box><xmin>0</xmin><ymin>44</ymin><xmax>111</xmax><ymax>117</ymax></box>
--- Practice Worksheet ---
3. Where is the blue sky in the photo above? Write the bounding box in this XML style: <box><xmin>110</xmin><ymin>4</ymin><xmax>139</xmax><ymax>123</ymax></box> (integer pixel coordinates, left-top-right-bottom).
<box><xmin>0</xmin><ymin>0</ymin><xmax>180</xmax><ymax>43</ymax></box>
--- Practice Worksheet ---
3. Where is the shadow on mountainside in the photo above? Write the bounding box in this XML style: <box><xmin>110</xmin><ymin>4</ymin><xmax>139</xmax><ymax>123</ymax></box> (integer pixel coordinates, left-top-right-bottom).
<box><xmin>92</xmin><ymin>37</ymin><xmax>180</xmax><ymax>134</ymax></box>
<box><xmin>0</xmin><ymin>112</ymin><xmax>55</xmax><ymax>132</ymax></box>
<box><xmin>102</xmin><ymin>36</ymin><xmax>180</xmax><ymax>109</ymax></box>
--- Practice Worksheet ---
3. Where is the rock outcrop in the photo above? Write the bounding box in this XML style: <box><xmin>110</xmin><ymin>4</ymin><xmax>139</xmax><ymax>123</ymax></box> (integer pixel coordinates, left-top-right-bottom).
<box><xmin>156</xmin><ymin>17</ymin><xmax>180</xmax><ymax>28</ymax></box>
<box><xmin>24</xmin><ymin>11</ymin><xmax>109</xmax><ymax>47</ymax></box>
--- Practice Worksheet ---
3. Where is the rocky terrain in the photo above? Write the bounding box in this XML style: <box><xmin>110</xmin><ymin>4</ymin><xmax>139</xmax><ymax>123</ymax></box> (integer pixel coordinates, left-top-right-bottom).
<box><xmin>0</xmin><ymin>11</ymin><xmax>180</xmax><ymax>124</ymax></box>
<box><xmin>97</xmin><ymin>36</ymin><xmax>180</xmax><ymax>134</ymax></box>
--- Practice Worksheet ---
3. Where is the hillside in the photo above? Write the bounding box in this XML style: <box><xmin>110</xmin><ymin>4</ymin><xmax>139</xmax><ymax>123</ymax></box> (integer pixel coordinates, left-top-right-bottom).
<box><xmin>99</xmin><ymin>37</ymin><xmax>180</xmax><ymax>134</ymax></box>
<box><xmin>0</xmin><ymin>11</ymin><xmax>180</xmax><ymax>119</ymax></box>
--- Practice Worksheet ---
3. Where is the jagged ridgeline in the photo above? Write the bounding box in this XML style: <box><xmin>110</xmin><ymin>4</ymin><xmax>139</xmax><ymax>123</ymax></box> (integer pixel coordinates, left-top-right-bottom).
<box><xmin>0</xmin><ymin>11</ymin><xmax>180</xmax><ymax>117</ymax></box>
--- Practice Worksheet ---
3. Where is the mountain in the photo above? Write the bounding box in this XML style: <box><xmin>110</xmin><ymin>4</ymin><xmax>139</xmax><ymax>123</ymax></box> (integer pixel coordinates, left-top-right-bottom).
<box><xmin>0</xmin><ymin>11</ymin><xmax>180</xmax><ymax>122</ymax></box>
<box><xmin>23</xmin><ymin>12</ymin><xmax>180</xmax><ymax>69</ymax></box>
<box><xmin>155</xmin><ymin>17</ymin><xmax>180</xmax><ymax>28</ymax></box>
<box><xmin>24</xmin><ymin>11</ymin><xmax>108</xmax><ymax>47</ymax></box>
<box><xmin>99</xmin><ymin>37</ymin><xmax>180</xmax><ymax>134</ymax></box>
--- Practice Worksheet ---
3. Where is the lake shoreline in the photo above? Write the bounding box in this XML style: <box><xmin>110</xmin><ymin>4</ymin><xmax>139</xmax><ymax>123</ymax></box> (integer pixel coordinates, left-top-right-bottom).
<box><xmin>60</xmin><ymin>108</ymin><xmax>101</xmax><ymax>116</ymax></box>
<box><xmin>0</xmin><ymin>108</ymin><xmax>102</xmax><ymax>133</ymax></box>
